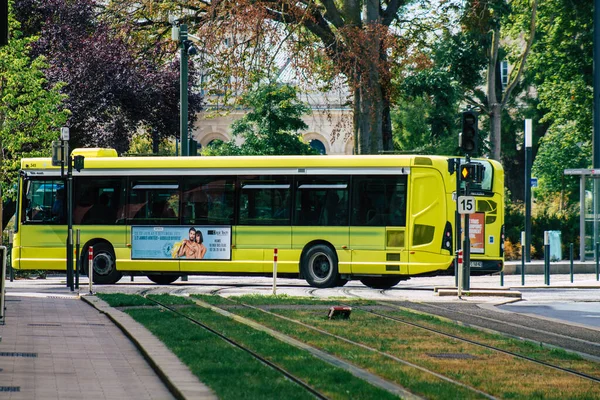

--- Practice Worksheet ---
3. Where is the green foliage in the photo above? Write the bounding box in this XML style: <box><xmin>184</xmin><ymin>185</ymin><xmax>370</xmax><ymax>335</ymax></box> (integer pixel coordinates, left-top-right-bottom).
<box><xmin>127</xmin><ymin>132</ymin><xmax>176</xmax><ymax>156</ymax></box>
<box><xmin>203</xmin><ymin>84</ymin><xmax>317</xmax><ymax>156</ymax></box>
<box><xmin>504</xmin><ymin>200</ymin><xmax>581</xmax><ymax>260</ymax></box>
<box><xmin>0</xmin><ymin>8</ymin><xmax>69</xmax><ymax>199</ymax></box>
<box><xmin>532</xmin><ymin>122</ymin><xmax>590</xmax><ymax>199</ymax></box>
<box><xmin>527</xmin><ymin>0</ymin><xmax>592</xmax><ymax>199</ymax></box>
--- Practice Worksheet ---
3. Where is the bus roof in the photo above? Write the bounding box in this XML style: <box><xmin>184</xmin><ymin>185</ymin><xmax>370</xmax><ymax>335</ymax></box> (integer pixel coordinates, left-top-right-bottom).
<box><xmin>21</xmin><ymin>150</ymin><xmax>470</xmax><ymax>171</ymax></box>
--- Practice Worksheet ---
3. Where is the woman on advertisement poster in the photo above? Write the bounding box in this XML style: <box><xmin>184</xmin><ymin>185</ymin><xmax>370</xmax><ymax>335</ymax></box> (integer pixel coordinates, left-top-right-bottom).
<box><xmin>194</xmin><ymin>230</ymin><xmax>207</xmax><ymax>259</ymax></box>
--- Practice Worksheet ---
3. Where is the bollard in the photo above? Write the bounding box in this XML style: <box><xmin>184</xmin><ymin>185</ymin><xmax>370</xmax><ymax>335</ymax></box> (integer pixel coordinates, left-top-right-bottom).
<box><xmin>75</xmin><ymin>230</ymin><xmax>80</xmax><ymax>289</ymax></box>
<box><xmin>544</xmin><ymin>231</ymin><xmax>550</xmax><ymax>285</ymax></box>
<box><xmin>597</xmin><ymin>242</ymin><xmax>600</xmax><ymax>281</ymax></box>
<box><xmin>272</xmin><ymin>248</ymin><xmax>278</xmax><ymax>296</ymax></box>
<box><xmin>520</xmin><ymin>231</ymin><xmax>525</xmax><ymax>286</ymax></box>
<box><xmin>500</xmin><ymin>270</ymin><xmax>504</xmax><ymax>287</ymax></box>
<box><xmin>570</xmin><ymin>243</ymin><xmax>574</xmax><ymax>283</ymax></box>
<box><xmin>457</xmin><ymin>249</ymin><xmax>463</xmax><ymax>298</ymax></box>
<box><xmin>88</xmin><ymin>246</ymin><xmax>94</xmax><ymax>294</ymax></box>
<box><xmin>8</xmin><ymin>230</ymin><xmax>13</xmax><ymax>283</ymax></box>
<box><xmin>0</xmin><ymin>246</ymin><xmax>6</xmax><ymax>325</ymax></box>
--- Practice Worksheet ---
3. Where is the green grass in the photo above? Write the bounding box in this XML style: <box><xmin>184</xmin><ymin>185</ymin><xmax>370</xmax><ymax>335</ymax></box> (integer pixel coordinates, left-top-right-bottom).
<box><xmin>199</xmin><ymin>295</ymin><xmax>600</xmax><ymax>399</ymax></box>
<box><xmin>121</xmin><ymin>299</ymin><xmax>400</xmax><ymax>400</ymax></box>
<box><xmin>96</xmin><ymin>293</ymin><xmax>155</xmax><ymax>307</ymax></box>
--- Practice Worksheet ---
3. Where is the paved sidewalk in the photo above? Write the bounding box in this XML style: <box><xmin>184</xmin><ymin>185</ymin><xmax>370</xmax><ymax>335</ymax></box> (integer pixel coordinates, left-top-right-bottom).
<box><xmin>0</xmin><ymin>287</ymin><xmax>215</xmax><ymax>400</ymax></box>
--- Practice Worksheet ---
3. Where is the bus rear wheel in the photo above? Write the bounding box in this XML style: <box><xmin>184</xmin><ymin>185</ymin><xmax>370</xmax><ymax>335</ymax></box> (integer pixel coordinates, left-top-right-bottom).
<box><xmin>302</xmin><ymin>244</ymin><xmax>340</xmax><ymax>288</ymax></box>
<box><xmin>147</xmin><ymin>275</ymin><xmax>179</xmax><ymax>285</ymax></box>
<box><xmin>359</xmin><ymin>276</ymin><xmax>402</xmax><ymax>290</ymax></box>
<box><xmin>84</xmin><ymin>243</ymin><xmax>122</xmax><ymax>284</ymax></box>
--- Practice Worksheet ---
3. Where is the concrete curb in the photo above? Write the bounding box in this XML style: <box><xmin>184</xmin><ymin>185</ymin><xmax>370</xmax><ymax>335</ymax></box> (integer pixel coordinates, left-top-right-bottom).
<box><xmin>81</xmin><ymin>295</ymin><xmax>217</xmax><ymax>400</ymax></box>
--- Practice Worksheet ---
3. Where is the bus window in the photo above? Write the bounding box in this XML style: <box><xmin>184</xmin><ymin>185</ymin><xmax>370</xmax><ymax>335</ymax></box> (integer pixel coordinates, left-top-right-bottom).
<box><xmin>22</xmin><ymin>179</ymin><xmax>64</xmax><ymax>224</ymax></box>
<box><xmin>127</xmin><ymin>179</ymin><xmax>179</xmax><ymax>225</ymax></box>
<box><xmin>239</xmin><ymin>176</ymin><xmax>291</xmax><ymax>225</ymax></box>
<box><xmin>182</xmin><ymin>177</ymin><xmax>235</xmax><ymax>225</ymax></box>
<box><xmin>294</xmin><ymin>176</ymin><xmax>348</xmax><ymax>226</ymax></box>
<box><xmin>352</xmin><ymin>175</ymin><xmax>407</xmax><ymax>226</ymax></box>
<box><xmin>75</xmin><ymin>177</ymin><xmax>125</xmax><ymax>225</ymax></box>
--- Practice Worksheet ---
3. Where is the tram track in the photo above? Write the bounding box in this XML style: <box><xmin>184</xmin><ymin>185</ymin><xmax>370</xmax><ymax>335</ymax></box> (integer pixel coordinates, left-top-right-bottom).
<box><xmin>344</xmin><ymin>299</ymin><xmax>600</xmax><ymax>384</ymax></box>
<box><xmin>213</xmin><ymin>295</ymin><xmax>498</xmax><ymax>400</ymax></box>
<box><xmin>143</xmin><ymin>295</ymin><xmax>332</xmax><ymax>400</ymax></box>
<box><xmin>379</xmin><ymin>299</ymin><xmax>600</xmax><ymax>361</ymax></box>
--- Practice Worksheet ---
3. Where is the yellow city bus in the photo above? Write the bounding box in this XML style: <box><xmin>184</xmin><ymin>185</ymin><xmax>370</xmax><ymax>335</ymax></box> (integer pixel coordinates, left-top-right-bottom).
<box><xmin>12</xmin><ymin>149</ymin><xmax>504</xmax><ymax>288</ymax></box>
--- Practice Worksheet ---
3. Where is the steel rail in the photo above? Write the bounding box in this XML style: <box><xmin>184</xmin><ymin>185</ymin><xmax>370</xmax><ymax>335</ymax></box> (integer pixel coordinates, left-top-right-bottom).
<box><xmin>217</xmin><ymin>295</ymin><xmax>498</xmax><ymax>400</ymax></box>
<box><xmin>355</xmin><ymin>300</ymin><xmax>600</xmax><ymax>385</ymax></box>
<box><xmin>144</xmin><ymin>296</ymin><xmax>331</xmax><ymax>400</ymax></box>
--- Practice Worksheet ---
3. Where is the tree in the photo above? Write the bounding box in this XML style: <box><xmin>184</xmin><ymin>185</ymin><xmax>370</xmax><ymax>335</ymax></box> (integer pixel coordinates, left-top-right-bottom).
<box><xmin>105</xmin><ymin>0</ymin><xmax>411</xmax><ymax>155</ymax></box>
<box><xmin>15</xmin><ymin>0</ymin><xmax>201</xmax><ymax>153</ymax></box>
<box><xmin>203</xmin><ymin>84</ymin><xmax>316</xmax><ymax>156</ymax></box>
<box><xmin>528</xmin><ymin>0</ymin><xmax>592</xmax><ymax>201</ymax></box>
<box><xmin>461</xmin><ymin>0</ymin><xmax>538</xmax><ymax>162</ymax></box>
<box><xmin>0</xmin><ymin>5</ymin><xmax>69</xmax><ymax>199</ymax></box>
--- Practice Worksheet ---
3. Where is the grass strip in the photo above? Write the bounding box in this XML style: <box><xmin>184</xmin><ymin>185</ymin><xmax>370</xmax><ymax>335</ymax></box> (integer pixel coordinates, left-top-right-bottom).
<box><xmin>192</xmin><ymin>295</ymin><xmax>489</xmax><ymax>400</ymax></box>
<box><xmin>234</xmin><ymin>305</ymin><xmax>600</xmax><ymax>400</ymax></box>
<box><xmin>99</xmin><ymin>293</ymin><xmax>400</xmax><ymax>399</ymax></box>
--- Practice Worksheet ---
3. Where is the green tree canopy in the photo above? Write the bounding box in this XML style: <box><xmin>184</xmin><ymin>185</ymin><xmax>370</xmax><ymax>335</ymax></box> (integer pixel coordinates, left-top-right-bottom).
<box><xmin>0</xmin><ymin>8</ymin><xmax>69</xmax><ymax>199</ymax></box>
<box><xmin>203</xmin><ymin>84</ymin><xmax>316</xmax><ymax>156</ymax></box>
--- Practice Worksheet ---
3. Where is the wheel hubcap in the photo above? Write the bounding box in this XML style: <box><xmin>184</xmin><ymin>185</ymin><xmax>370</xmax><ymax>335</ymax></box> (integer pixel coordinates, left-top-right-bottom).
<box><xmin>310</xmin><ymin>252</ymin><xmax>331</xmax><ymax>282</ymax></box>
<box><xmin>93</xmin><ymin>253</ymin><xmax>113</xmax><ymax>276</ymax></box>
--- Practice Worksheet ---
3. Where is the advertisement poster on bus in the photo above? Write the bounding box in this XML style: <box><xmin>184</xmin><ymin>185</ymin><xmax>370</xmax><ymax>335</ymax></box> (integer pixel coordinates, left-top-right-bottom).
<box><xmin>131</xmin><ymin>226</ymin><xmax>231</xmax><ymax>260</ymax></box>
<box><xmin>469</xmin><ymin>213</ymin><xmax>485</xmax><ymax>254</ymax></box>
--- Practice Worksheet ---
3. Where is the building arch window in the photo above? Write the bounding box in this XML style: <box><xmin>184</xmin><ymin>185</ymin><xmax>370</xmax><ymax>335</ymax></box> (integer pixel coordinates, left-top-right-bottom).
<box><xmin>310</xmin><ymin>139</ymin><xmax>327</xmax><ymax>155</ymax></box>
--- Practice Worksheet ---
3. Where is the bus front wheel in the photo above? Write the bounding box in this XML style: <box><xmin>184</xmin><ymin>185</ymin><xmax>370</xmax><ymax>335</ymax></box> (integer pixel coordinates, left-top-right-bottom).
<box><xmin>84</xmin><ymin>243</ymin><xmax>122</xmax><ymax>284</ymax></box>
<box><xmin>359</xmin><ymin>276</ymin><xmax>402</xmax><ymax>290</ymax></box>
<box><xmin>302</xmin><ymin>244</ymin><xmax>340</xmax><ymax>288</ymax></box>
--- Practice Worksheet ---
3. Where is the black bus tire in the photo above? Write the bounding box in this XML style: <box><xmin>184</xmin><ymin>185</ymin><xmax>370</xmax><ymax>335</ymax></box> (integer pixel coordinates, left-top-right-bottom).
<box><xmin>147</xmin><ymin>275</ymin><xmax>179</xmax><ymax>285</ymax></box>
<box><xmin>359</xmin><ymin>276</ymin><xmax>402</xmax><ymax>290</ymax></box>
<box><xmin>84</xmin><ymin>243</ymin><xmax>122</xmax><ymax>284</ymax></box>
<box><xmin>302</xmin><ymin>244</ymin><xmax>340</xmax><ymax>288</ymax></box>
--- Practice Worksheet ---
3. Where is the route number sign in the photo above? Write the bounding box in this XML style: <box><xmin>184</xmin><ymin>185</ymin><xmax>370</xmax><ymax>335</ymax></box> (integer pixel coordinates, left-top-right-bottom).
<box><xmin>458</xmin><ymin>196</ymin><xmax>476</xmax><ymax>214</ymax></box>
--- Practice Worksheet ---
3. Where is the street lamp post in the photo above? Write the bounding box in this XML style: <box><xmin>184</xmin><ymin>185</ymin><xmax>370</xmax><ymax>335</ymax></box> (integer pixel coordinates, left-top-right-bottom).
<box><xmin>525</xmin><ymin>119</ymin><xmax>532</xmax><ymax>262</ymax></box>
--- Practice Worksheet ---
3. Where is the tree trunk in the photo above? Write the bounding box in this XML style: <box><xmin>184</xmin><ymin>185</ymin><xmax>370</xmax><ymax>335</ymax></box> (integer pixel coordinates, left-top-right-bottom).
<box><xmin>490</xmin><ymin>103</ymin><xmax>502</xmax><ymax>161</ymax></box>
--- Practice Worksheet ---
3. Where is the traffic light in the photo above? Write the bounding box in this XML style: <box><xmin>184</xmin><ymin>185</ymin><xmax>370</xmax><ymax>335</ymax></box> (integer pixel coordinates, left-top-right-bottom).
<box><xmin>460</xmin><ymin>162</ymin><xmax>485</xmax><ymax>183</ymax></box>
<box><xmin>459</xmin><ymin>110</ymin><xmax>478</xmax><ymax>154</ymax></box>
<box><xmin>183</xmin><ymin>40</ymin><xmax>197</xmax><ymax>55</ymax></box>
<box><xmin>73</xmin><ymin>155</ymin><xmax>85</xmax><ymax>172</ymax></box>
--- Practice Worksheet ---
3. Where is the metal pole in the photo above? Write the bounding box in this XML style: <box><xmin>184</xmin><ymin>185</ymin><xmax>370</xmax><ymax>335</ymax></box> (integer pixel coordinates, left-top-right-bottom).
<box><xmin>454</xmin><ymin>158</ymin><xmax>461</xmax><ymax>288</ymax></box>
<box><xmin>597</xmin><ymin>242</ymin><xmax>600</xmax><ymax>281</ymax></box>
<box><xmin>525</xmin><ymin>119</ymin><xmax>532</xmax><ymax>262</ymax></box>
<box><xmin>88</xmin><ymin>246</ymin><xmax>94</xmax><ymax>295</ymax></box>
<box><xmin>180</xmin><ymin>24</ymin><xmax>189</xmax><ymax>157</ymax></box>
<box><xmin>544</xmin><ymin>231</ymin><xmax>550</xmax><ymax>285</ymax></box>
<box><xmin>581</xmin><ymin>175</ymin><xmax>586</xmax><ymax>261</ymax></box>
<box><xmin>594</xmin><ymin>0</ymin><xmax>600</xmax><ymax>168</ymax></box>
<box><xmin>66</xmin><ymin>147</ymin><xmax>74</xmax><ymax>291</ymax></box>
<box><xmin>570</xmin><ymin>242</ymin><xmax>574</xmax><ymax>283</ymax></box>
<box><xmin>8</xmin><ymin>230</ymin><xmax>13</xmax><ymax>282</ymax></box>
<box><xmin>0</xmin><ymin>246</ymin><xmax>6</xmax><ymax>325</ymax></box>
<box><xmin>75</xmin><ymin>229</ymin><xmax>80</xmax><ymax>289</ymax></box>
<box><xmin>463</xmin><ymin>180</ymin><xmax>471</xmax><ymax>291</ymax></box>
<box><xmin>457</xmin><ymin>249</ymin><xmax>463</xmax><ymax>298</ymax></box>
<box><xmin>272</xmin><ymin>248</ymin><xmax>278</xmax><ymax>296</ymax></box>
<box><xmin>521</xmin><ymin>231</ymin><xmax>526</xmax><ymax>286</ymax></box>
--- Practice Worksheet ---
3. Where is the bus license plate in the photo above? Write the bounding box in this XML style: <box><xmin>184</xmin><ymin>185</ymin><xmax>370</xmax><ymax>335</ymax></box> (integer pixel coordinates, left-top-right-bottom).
<box><xmin>470</xmin><ymin>261</ymin><xmax>482</xmax><ymax>268</ymax></box>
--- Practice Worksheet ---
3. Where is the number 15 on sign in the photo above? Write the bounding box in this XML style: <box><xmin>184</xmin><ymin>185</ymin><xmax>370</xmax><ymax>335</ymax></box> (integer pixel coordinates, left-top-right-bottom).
<box><xmin>458</xmin><ymin>196</ymin><xmax>476</xmax><ymax>214</ymax></box>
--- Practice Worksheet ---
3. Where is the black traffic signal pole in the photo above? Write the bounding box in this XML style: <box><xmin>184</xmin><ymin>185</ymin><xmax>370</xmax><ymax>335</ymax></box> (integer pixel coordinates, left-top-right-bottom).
<box><xmin>463</xmin><ymin>154</ymin><xmax>471</xmax><ymax>291</ymax></box>
<box><xmin>454</xmin><ymin>157</ymin><xmax>461</xmax><ymax>288</ymax></box>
